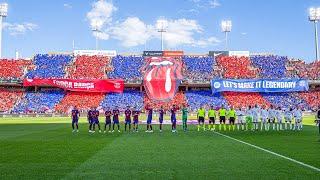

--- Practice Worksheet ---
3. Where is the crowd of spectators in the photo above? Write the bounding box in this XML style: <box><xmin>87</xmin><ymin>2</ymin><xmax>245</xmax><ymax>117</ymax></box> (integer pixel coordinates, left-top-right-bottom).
<box><xmin>251</xmin><ymin>55</ymin><xmax>288</xmax><ymax>79</ymax></box>
<box><xmin>26</xmin><ymin>54</ymin><xmax>72</xmax><ymax>79</ymax></box>
<box><xmin>261</xmin><ymin>92</ymin><xmax>309</xmax><ymax>109</ymax></box>
<box><xmin>13</xmin><ymin>89</ymin><xmax>64</xmax><ymax>113</ymax></box>
<box><xmin>216</xmin><ymin>56</ymin><xmax>257</xmax><ymax>79</ymax></box>
<box><xmin>286</xmin><ymin>59</ymin><xmax>320</xmax><ymax>80</ymax></box>
<box><xmin>67</xmin><ymin>55</ymin><xmax>112</xmax><ymax>79</ymax></box>
<box><xmin>182</xmin><ymin>56</ymin><xmax>219</xmax><ymax>81</ymax></box>
<box><xmin>0</xmin><ymin>59</ymin><xmax>31</xmax><ymax>79</ymax></box>
<box><xmin>144</xmin><ymin>91</ymin><xmax>187</xmax><ymax>110</ymax></box>
<box><xmin>55</xmin><ymin>92</ymin><xmax>105</xmax><ymax>113</ymax></box>
<box><xmin>223</xmin><ymin>92</ymin><xmax>270</xmax><ymax>108</ymax></box>
<box><xmin>100</xmin><ymin>90</ymin><xmax>144</xmax><ymax>111</ymax></box>
<box><xmin>108</xmin><ymin>55</ymin><xmax>144</xmax><ymax>81</ymax></box>
<box><xmin>185</xmin><ymin>90</ymin><xmax>227</xmax><ymax>111</ymax></box>
<box><xmin>0</xmin><ymin>90</ymin><xmax>23</xmax><ymax>112</ymax></box>
<box><xmin>298</xmin><ymin>91</ymin><xmax>320</xmax><ymax>109</ymax></box>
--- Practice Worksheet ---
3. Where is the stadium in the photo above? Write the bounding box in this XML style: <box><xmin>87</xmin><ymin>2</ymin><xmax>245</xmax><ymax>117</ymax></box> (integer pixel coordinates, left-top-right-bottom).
<box><xmin>0</xmin><ymin>0</ymin><xmax>320</xmax><ymax>179</ymax></box>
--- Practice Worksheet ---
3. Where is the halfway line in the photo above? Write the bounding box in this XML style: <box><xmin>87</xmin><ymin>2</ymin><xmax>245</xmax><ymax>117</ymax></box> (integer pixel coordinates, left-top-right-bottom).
<box><xmin>214</xmin><ymin>131</ymin><xmax>320</xmax><ymax>173</ymax></box>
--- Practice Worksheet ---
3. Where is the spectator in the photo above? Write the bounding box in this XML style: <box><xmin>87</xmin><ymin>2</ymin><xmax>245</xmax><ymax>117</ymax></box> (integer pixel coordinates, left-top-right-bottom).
<box><xmin>185</xmin><ymin>90</ymin><xmax>227</xmax><ymax>111</ymax></box>
<box><xmin>144</xmin><ymin>91</ymin><xmax>187</xmax><ymax>110</ymax></box>
<box><xmin>100</xmin><ymin>90</ymin><xmax>144</xmax><ymax>111</ymax></box>
<box><xmin>217</xmin><ymin>56</ymin><xmax>257</xmax><ymax>79</ymax></box>
<box><xmin>223</xmin><ymin>92</ymin><xmax>270</xmax><ymax>108</ymax></box>
<box><xmin>251</xmin><ymin>55</ymin><xmax>288</xmax><ymax>79</ymax></box>
<box><xmin>0</xmin><ymin>90</ymin><xmax>24</xmax><ymax>112</ymax></box>
<box><xmin>183</xmin><ymin>56</ymin><xmax>219</xmax><ymax>81</ymax></box>
<box><xmin>0</xmin><ymin>59</ymin><xmax>31</xmax><ymax>79</ymax></box>
<box><xmin>26</xmin><ymin>54</ymin><xmax>72</xmax><ymax>79</ymax></box>
<box><xmin>261</xmin><ymin>92</ymin><xmax>309</xmax><ymax>109</ymax></box>
<box><xmin>108</xmin><ymin>55</ymin><xmax>144</xmax><ymax>81</ymax></box>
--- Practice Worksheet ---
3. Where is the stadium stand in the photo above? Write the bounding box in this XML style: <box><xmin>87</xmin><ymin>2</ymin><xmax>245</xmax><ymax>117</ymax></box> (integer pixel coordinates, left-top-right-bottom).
<box><xmin>182</xmin><ymin>56</ymin><xmax>219</xmax><ymax>81</ymax></box>
<box><xmin>67</xmin><ymin>55</ymin><xmax>112</xmax><ymax>79</ymax></box>
<box><xmin>144</xmin><ymin>91</ymin><xmax>187</xmax><ymax>110</ymax></box>
<box><xmin>223</xmin><ymin>92</ymin><xmax>270</xmax><ymax>108</ymax></box>
<box><xmin>100</xmin><ymin>90</ymin><xmax>144</xmax><ymax>111</ymax></box>
<box><xmin>0</xmin><ymin>59</ymin><xmax>31</xmax><ymax>79</ymax></box>
<box><xmin>216</xmin><ymin>56</ymin><xmax>257</xmax><ymax>79</ymax></box>
<box><xmin>13</xmin><ymin>89</ymin><xmax>65</xmax><ymax>113</ymax></box>
<box><xmin>298</xmin><ymin>91</ymin><xmax>320</xmax><ymax>109</ymax></box>
<box><xmin>26</xmin><ymin>54</ymin><xmax>72</xmax><ymax>79</ymax></box>
<box><xmin>261</xmin><ymin>92</ymin><xmax>309</xmax><ymax>109</ymax></box>
<box><xmin>55</xmin><ymin>92</ymin><xmax>105</xmax><ymax>113</ymax></box>
<box><xmin>251</xmin><ymin>55</ymin><xmax>288</xmax><ymax>79</ymax></box>
<box><xmin>0</xmin><ymin>90</ymin><xmax>24</xmax><ymax>112</ymax></box>
<box><xmin>185</xmin><ymin>90</ymin><xmax>228</xmax><ymax>111</ymax></box>
<box><xmin>108</xmin><ymin>55</ymin><xmax>144</xmax><ymax>81</ymax></box>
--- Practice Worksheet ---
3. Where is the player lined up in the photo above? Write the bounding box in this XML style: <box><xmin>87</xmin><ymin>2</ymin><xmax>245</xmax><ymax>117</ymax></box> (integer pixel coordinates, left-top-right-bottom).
<box><xmin>70</xmin><ymin>104</ymin><xmax>304</xmax><ymax>133</ymax></box>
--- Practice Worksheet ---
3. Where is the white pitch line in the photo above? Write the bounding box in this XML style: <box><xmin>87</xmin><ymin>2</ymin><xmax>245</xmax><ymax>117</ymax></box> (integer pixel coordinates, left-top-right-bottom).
<box><xmin>214</xmin><ymin>132</ymin><xmax>320</xmax><ymax>173</ymax></box>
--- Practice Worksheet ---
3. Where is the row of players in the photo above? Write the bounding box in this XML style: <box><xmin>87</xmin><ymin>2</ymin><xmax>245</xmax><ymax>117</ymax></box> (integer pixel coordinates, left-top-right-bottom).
<box><xmin>70</xmin><ymin>104</ymin><xmax>307</xmax><ymax>133</ymax></box>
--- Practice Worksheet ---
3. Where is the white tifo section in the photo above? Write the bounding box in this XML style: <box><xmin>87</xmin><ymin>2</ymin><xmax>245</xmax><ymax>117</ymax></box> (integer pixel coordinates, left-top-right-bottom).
<box><xmin>214</xmin><ymin>132</ymin><xmax>320</xmax><ymax>173</ymax></box>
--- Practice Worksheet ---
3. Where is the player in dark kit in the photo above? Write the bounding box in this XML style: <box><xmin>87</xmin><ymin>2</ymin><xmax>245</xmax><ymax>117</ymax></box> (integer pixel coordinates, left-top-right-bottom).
<box><xmin>159</xmin><ymin>106</ymin><xmax>165</xmax><ymax>132</ymax></box>
<box><xmin>132</xmin><ymin>107</ymin><xmax>140</xmax><ymax>132</ymax></box>
<box><xmin>112</xmin><ymin>107</ymin><xmax>121</xmax><ymax>132</ymax></box>
<box><xmin>92</xmin><ymin>107</ymin><xmax>101</xmax><ymax>133</ymax></box>
<box><xmin>71</xmin><ymin>106</ymin><xmax>80</xmax><ymax>133</ymax></box>
<box><xmin>104</xmin><ymin>107</ymin><xmax>112</xmax><ymax>133</ymax></box>
<box><xmin>87</xmin><ymin>107</ymin><xmax>94</xmax><ymax>133</ymax></box>
<box><xmin>124</xmin><ymin>106</ymin><xmax>132</xmax><ymax>132</ymax></box>
<box><xmin>171</xmin><ymin>105</ymin><xmax>179</xmax><ymax>133</ymax></box>
<box><xmin>146</xmin><ymin>105</ymin><xmax>153</xmax><ymax>133</ymax></box>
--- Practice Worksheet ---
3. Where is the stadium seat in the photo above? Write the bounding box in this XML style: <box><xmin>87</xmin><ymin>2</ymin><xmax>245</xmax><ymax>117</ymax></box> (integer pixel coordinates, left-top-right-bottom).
<box><xmin>144</xmin><ymin>91</ymin><xmax>187</xmax><ymax>110</ymax></box>
<box><xmin>26</xmin><ymin>54</ymin><xmax>72</xmax><ymax>79</ymax></box>
<box><xmin>0</xmin><ymin>90</ymin><xmax>24</xmax><ymax>112</ymax></box>
<box><xmin>67</xmin><ymin>55</ymin><xmax>111</xmax><ymax>79</ymax></box>
<box><xmin>223</xmin><ymin>92</ymin><xmax>270</xmax><ymax>108</ymax></box>
<box><xmin>216</xmin><ymin>56</ymin><xmax>257</xmax><ymax>79</ymax></box>
<box><xmin>108</xmin><ymin>55</ymin><xmax>144</xmax><ymax>81</ymax></box>
<box><xmin>251</xmin><ymin>55</ymin><xmax>288</xmax><ymax>79</ymax></box>
<box><xmin>0</xmin><ymin>59</ymin><xmax>31</xmax><ymax>79</ymax></box>
<box><xmin>100</xmin><ymin>90</ymin><xmax>144</xmax><ymax>111</ymax></box>
<box><xmin>13</xmin><ymin>89</ymin><xmax>65</xmax><ymax>113</ymax></box>
<box><xmin>185</xmin><ymin>90</ymin><xmax>227</xmax><ymax>111</ymax></box>
<box><xmin>55</xmin><ymin>92</ymin><xmax>105</xmax><ymax>113</ymax></box>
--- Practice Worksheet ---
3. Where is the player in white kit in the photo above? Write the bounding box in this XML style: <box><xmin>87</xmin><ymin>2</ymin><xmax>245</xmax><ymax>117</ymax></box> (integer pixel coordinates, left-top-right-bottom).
<box><xmin>252</xmin><ymin>105</ymin><xmax>260</xmax><ymax>131</ymax></box>
<box><xmin>284</xmin><ymin>107</ymin><xmax>293</xmax><ymax>130</ymax></box>
<box><xmin>293</xmin><ymin>106</ymin><xmax>303</xmax><ymax>131</ymax></box>
<box><xmin>276</xmin><ymin>107</ymin><xmax>283</xmax><ymax>131</ymax></box>
<box><xmin>236</xmin><ymin>107</ymin><xmax>246</xmax><ymax>130</ymax></box>
<box><xmin>260</xmin><ymin>105</ymin><xmax>269</xmax><ymax>131</ymax></box>
<box><xmin>268</xmin><ymin>105</ymin><xmax>276</xmax><ymax>131</ymax></box>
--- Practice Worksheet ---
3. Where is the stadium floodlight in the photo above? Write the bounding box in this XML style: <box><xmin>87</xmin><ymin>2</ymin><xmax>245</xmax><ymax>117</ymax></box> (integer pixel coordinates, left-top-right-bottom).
<box><xmin>221</xmin><ymin>20</ymin><xmax>232</xmax><ymax>50</ymax></box>
<box><xmin>156</xmin><ymin>18</ymin><xmax>168</xmax><ymax>51</ymax></box>
<box><xmin>92</xmin><ymin>20</ymin><xmax>102</xmax><ymax>50</ymax></box>
<box><xmin>309</xmin><ymin>7</ymin><xmax>320</xmax><ymax>62</ymax></box>
<box><xmin>0</xmin><ymin>3</ymin><xmax>8</xmax><ymax>58</ymax></box>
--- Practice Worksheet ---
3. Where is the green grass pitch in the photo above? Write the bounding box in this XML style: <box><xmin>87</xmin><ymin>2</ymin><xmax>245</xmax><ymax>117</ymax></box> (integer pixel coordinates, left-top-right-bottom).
<box><xmin>0</xmin><ymin>116</ymin><xmax>319</xmax><ymax>179</ymax></box>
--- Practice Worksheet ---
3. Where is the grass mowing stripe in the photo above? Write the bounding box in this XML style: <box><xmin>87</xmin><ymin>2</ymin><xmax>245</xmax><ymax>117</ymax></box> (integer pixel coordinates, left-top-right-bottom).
<box><xmin>214</xmin><ymin>131</ymin><xmax>320</xmax><ymax>173</ymax></box>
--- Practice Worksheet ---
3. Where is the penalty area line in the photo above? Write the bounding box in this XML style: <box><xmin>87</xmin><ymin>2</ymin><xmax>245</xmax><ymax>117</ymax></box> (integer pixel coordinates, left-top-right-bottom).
<box><xmin>213</xmin><ymin>131</ymin><xmax>320</xmax><ymax>173</ymax></box>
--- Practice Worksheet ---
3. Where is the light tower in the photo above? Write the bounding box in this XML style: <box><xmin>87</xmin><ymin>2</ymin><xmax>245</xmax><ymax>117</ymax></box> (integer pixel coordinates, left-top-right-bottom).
<box><xmin>156</xmin><ymin>18</ymin><xmax>168</xmax><ymax>51</ymax></box>
<box><xmin>0</xmin><ymin>3</ymin><xmax>8</xmax><ymax>58</ymax></box>
<box><xmin>92</xmin><ymin>20</ymin><xmax>102</xmax><ymax>50</ymax></box>
<box><xmin>221</xmin><ymin>20</ymin><xmax>232</xmax><ymax>50</ymax></box>
<box><xmin>309</xmin><ymin>7</ymin><xmax>320</xmax><ymax>62</ymax></box>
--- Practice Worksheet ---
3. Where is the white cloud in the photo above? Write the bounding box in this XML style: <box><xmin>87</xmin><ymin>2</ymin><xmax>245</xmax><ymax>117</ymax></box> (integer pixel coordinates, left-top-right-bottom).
<box><xmin>209</xmin><ymin>0</ymin><xmax>221</xmax><ymax>8</ymax></box>
<box><xmin>3</xmin><ymin>22</ymin><xmax>38</xmax><ymax>36</ymax></box>
<box><xmin>87</xmin><ymin>0</ymin><xmax>117</xmax><ymax>40</ymax></box>
<box><xmin>110</xmin><ymin>17</ymin><xmax>153</xmax><ymax>47</ymax></box>
<box><xmin>85</xmin><ymin>1</ymin><xmax>221</xmax><ymax>48</ymax></box>
<box><xmin>63</xmin><ymin>3</ymin><xmax>72</xmax><ymax>9</ymax></box>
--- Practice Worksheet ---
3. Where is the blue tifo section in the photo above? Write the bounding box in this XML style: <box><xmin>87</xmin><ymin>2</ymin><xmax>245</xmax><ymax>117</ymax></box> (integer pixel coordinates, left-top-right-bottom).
<box><xmin>100</xmin><ymin>90</ymin><xmax>144</xmax><ymax>111</ymax></box>
<box><xmin>108</xmin><ymin>55</ymin><xmax>144</xmax><ymax>80</ymax></box>
<box><xmin>185</xmin><ymin>90</ymin><xmax>228</xmax><ymax>111</ymax></box>
<box><xmin>13</xmin><ymin>90</ymin><xmax>65</xmax><ymax>113</ymax></box>
<box><xmin>182</xmin><ymin>56</ymin><xmax>216</xmax><ymax>80</ymax></box>
<box><xmin>26</xmin><ymin>54</ymin><xmax>73</xmax><ymax>78</ymax></box>
<box><xmin>251</xmin><ymin>55</ymin><xmax>288</xmax><ymax>79</ymax></box>
<box><xmin>261</xmin><ymin>92</ymin><xmax>309</xmax><ymax>109</ymax></box>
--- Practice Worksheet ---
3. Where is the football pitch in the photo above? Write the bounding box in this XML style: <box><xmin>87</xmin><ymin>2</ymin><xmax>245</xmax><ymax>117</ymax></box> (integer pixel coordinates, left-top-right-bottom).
<box><xmin>0</xmin><ymin>116</ymin><xmax>319</xmax><ymax>179</ymax></box>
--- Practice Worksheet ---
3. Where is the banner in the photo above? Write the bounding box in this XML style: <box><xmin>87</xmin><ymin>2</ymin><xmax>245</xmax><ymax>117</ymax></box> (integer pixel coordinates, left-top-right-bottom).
<box><xmin>143</xmin><ymin>51</ymin><xmax>163</xmax><ymax>57</ymax></box>
<box><xmin>228</xmin><ymin>51</ymin><xmax>250</xmax><ymax>57</ymax></box>
<box><xmin>142</xmin><ymin>57</ymin><xmax>183</xmax><ymax>101</ymax></box>
<box><xmin>163</xmin><ymin>51</ymin><xmax>184</xmax><ymax>57</ymax></box>
<box><xmin>211</xmin><ymin>79</ymin><xmax>309</xmax><ymax>93</ymax></box>
<box><xmin>208</xmin><ymin>51</ymin><xmax>229</xmax><ymax>57</ymax></box>
<box><xmin>73</xmin><ymin>50</ymin><xmax>117</xmax><ymax>57</ymax></box>
<box><xmin>23</xmin><ymin>78</ymin><xmax>124</xmax><ymax>93</ymax></box>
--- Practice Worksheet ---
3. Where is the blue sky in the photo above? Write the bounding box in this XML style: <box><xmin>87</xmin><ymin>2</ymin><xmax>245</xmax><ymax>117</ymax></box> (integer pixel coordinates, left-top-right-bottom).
<box><xmin>1</xmin><ymin>0</ymin><xmax>320</xmax><ymax>62</ymax></box>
